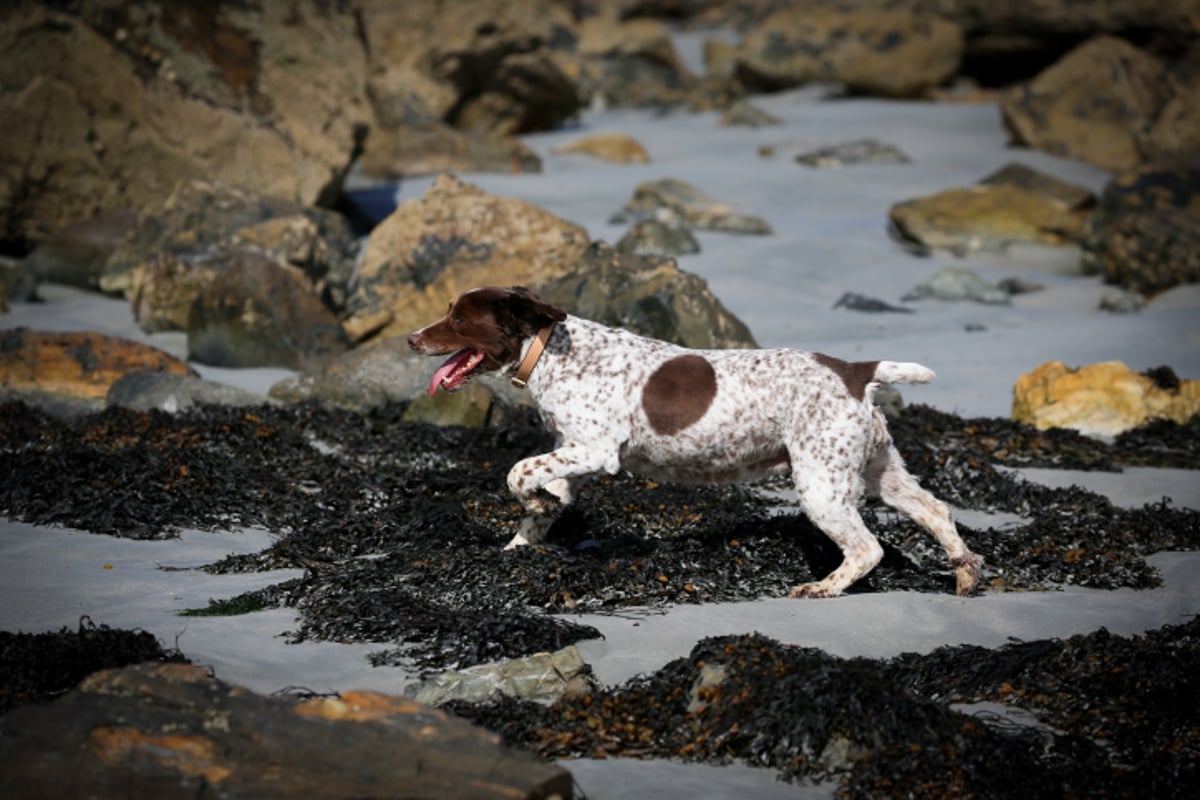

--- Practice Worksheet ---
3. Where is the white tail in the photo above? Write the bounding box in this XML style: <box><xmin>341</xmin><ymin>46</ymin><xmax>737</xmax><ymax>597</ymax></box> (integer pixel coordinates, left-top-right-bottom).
<box><xmin>874</xmin><ymin>361</ymin><xmax>936</xmax><ymax>385</ymax></box>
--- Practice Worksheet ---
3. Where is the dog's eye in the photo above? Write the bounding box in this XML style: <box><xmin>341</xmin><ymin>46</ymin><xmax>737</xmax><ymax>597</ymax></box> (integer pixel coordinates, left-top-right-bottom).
<box><xmin>451</xmin><ymin>315</ymin><xmax>465</xmax><ymax>327</ymax></box>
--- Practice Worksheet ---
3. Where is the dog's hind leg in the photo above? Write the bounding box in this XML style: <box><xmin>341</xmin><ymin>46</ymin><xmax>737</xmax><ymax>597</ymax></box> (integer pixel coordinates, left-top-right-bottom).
<box><xmin>866</xmin><ymin>442</ymin><xmax>982</xmax><ymax>596</ymax></box>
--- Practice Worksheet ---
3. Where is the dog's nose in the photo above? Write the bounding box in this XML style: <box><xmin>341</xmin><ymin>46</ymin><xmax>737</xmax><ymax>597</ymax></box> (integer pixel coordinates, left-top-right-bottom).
<box><xmin>407</xmin><ymin>332</ymin><xmax>422</xmax><ymax>350</ymax></box>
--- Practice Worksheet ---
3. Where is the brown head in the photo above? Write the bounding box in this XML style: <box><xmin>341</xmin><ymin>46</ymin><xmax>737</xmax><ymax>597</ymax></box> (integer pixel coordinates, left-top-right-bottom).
<box><xmin>407</xmin><ymin>286</ymin><xmax>566</xmax><ymax>396</ymax></box>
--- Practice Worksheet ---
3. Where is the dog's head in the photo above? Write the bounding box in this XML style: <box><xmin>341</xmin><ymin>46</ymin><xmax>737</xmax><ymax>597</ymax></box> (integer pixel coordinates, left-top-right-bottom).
<box><xmin>407</xmin><ymin>286</ymin><xmax>566</xmax><ymax>396</ymax></box>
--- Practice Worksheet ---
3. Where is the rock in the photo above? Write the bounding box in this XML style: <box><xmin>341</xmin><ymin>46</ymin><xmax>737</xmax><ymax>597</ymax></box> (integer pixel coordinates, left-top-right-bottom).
<box><xmin>794</xmin><ymin>139</ymin><xmax>910</xmax><ymax>169</ymax></box>
<box><xmin>610</xmin><ymin>177</ymin><xmax>772</xmax><ymax>234</ymax></box>
<box><xmin>359</xmin><ymin>123</ymin><xmax>542</xmax><ymax>179</ymax></box>
<box><xmin>735</xmin><ymin>9</ymin><xmax>964</xmax><ymax>98</ymax></box>
<box><xmin>1098</xmin><ymin>287</ymin><xmax>1148</xmax><ymax>313</ymax></box>
<box><xmin>833</xmin><ymin>292</ymin><xmax>913</xmax><ymax>313</ymax></box>
<box><xmin>107</xmin><ymin>372</ymin><xmax>275</xmax><ymax>413</ymax></box>
<box><xmin>24</xmin><ymin>209</ymin><xmax>137</xmax><ymax>291</ymax></box>
<box><xmin>186</xmin><ymin>253</ymin><xmax>350</xmax><ymax>371</ymax></box>
<box><xmin>0</xmin><ymin>329</ymin><xmax>195</xmax><ymax>416</ymax></box>
<box><xmin>341</xmin><ymin>174</ymin><xmax>591</xmax><ymax>343</ymax></box>
<box><xmin>0</xmin><ymin>256</ymin><xmax>36</xmax><ymax>304</ymax></box>
<box><xmin>999</xmin><ymin>36</ymin><xmax>1181</xmax><ymax>170</ymax></box>
<box><xmin>406</xmin><ymin>646</ymin><xmax>593</xmax><ymax>706</ymax></box>
<box><xmin>269</xmin><ymin>335</ymin><xmax>530</xmax><ymax>423</ymax></box>
<box><xmin>269</xmin><ymin>338</ymin><xmax>437</xmax><ymax>411</ymax></box>
<box><xmin>0</xmin><ymin>662</ymin><xmax>573</xmax><ymax>800</ymax></box>
<box><xmin>888</xmin><ymin>164</ymin><xmax>1094</xmax><ymax>255</ymax></box>
<box><xmin>1080</xmin><ymin>158</ymin><xmax>1200</xmax><ymax>295</ymax></box>
<box><xmin>1013</xmin><ymin>360</ymin><xmax>1200</xmax><ymax>437</ymax></box>
<box><xmin>901</xmin><ymin>266</ymin><xmax>1010</xmax><ymax>304</ymax></box>
<box><xmin>552</xmin><ymin>132</ymin><xmax>651</xmax><ymax>163</ymax></box>
<box><xmin>0</xmin><ymin>3</ymin><xmax>368</xmax><ymax>252</ymax></box>
<box><xmin>103</xmin><ymin>180</ymin><xmax>357</xmax><ymax>331</ymax></box>
<box><xmin>359</xmin><ymin>0</ymin><xmax>584</xmax><ymax>135</ymax></box>
<box><xmin>717</xmin><ymin>99</ymin><xmax>781</xmax><ymax>127</ymax></box>
<box><xmin>569</xmin><ymin>15</ymin><xmax>703</xmax><ymax>110</ymax></box>
<box><xmin>615</xmin><ymin>219</ymin><xmax>701</xmax><ymax>257</ymax></box>
<box><xmin>536</xmin><ymin>241</ymin><xmax>757</xmax><ymax>349</ymax></box>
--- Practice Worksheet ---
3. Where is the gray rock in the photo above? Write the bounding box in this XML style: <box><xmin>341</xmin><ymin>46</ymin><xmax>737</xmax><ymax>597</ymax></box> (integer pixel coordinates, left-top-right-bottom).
<box><xmin>616</xmin><ymin>219</ymin><xmax>701</xmax><ymax>258</ymax></box>
<box><xmin>0</xmin><ymin>256</ymin><xmax>37</xmax><ymax>304</ymax></box>
<box><xmin>610</xmin><ymin>178</ymin><xmax>772</xmax><ymax>235</ymax></box>
<box><xmin>832</xmin><ymin>292</ymin><xmax>913</xmax><ymax>313</ymax></box>
<box><xmin>406</xmin><ymin>646</ymin><xmax>594</xmax><ymax>706</ymax></box>
<box><xmin>186</xmin><ymin>252</ymin><xmax>349</xmax><ymax>371</ymax></box>
<box><xmin>902</xmin><ymin>266</ymin><xmax>1011</xmax><ymax>304</ymax></box>
<box><xmin>24</xmin><ymin>209</ymin><xmax>137</xmax><ymax>291</ymax></box>
<box><xmin>1098</xmin><ymin>287</ymin><xmax>1148</xmax><ymax>313</ymax></box>
<box><xmin>718</xmin><ymin>100</ymin><xmax>781</xmax><ymax>127</ymax></box>
<box><xmin>107</xmin><ymin>372</ymin><xmax>276</xmax><ymax>413</ymax></box>
<box><xmin>795</xmin><ymin>139</ymin><xmax>910</xmax><ymax>169</ymax></box>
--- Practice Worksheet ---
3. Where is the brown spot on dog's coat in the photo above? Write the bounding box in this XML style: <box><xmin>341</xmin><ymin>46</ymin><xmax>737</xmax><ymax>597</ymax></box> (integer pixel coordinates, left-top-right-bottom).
<box><xmin>814</xmin><ymin>353</ymin><xmax>880</xmax><ymax>401</ymax></box>
<box><xmin>642</xmin><ymin>355</ymin><xmax>717</xmax><ymax>435</ymax></box>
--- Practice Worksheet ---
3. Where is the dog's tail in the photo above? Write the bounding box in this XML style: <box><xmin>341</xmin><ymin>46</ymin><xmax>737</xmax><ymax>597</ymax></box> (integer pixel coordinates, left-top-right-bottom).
<box><xmin>874</xmin><ymin>361</ymin><xmax>935</xmax><ymax>385</ymax></box>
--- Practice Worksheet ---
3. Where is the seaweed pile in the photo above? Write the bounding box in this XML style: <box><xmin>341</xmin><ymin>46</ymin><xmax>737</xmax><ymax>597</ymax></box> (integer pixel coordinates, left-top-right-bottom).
<box><xmin>0</xmin><ymin>617</ymin><xmax>188</xmax><ymax>715</ymax></box>
<box><xmin>1</xmin><ymin>400</ymin><xmax>1198</xmax><ymax>673</ymax></box>
<box><xmin>450</xmin><ymin>618</ymin><xmax>1198</xmax><ymax>798</ymax></box>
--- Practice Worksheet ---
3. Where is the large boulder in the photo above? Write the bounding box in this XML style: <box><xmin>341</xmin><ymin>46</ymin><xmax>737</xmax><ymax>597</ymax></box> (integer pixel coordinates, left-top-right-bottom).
<box><xmin>734</xmin><ymin>8</ymin><xmax>964</xmax><ymax>97</ymax></box>
<box><xmin>538</xmin><ymin>241</ymin><xmax>758</xmax><ymax>349</ymax></box>
<box><xmin>357</xmin><ymin>0</ymin><xmax>584</xmax><ymax>136</ymax></box>
<box><xmin>1013</xmin><ymin>360</ymin><xmax>1200</xmax><ymax>437</ymax></box>
<box><xmin>1080</xmin><ymin>158</ymin><xmax>1200</xmax><ymax>295</ymax></box>
<box><xmin>186</xmin><ymin>253</ymin><xmax>349</xmax><ymax>371</ymax></box>
<box><xmin>102</xmin><ymin>180</ymin><xmax>358</xmax><ymax>331</ymax></box>
<box><xmin>567</xmin><ymin>14</ymin><xmax>705</xmax><ymax>109</ymax></box>
<box><xmin>24</xmin><ymin>209</ymin><xmax>138</xmax><ymax>291</ymax></box>
<box><xmin>0</xmin><ymin>329</ymin><xmax>195</xmax><ymax>416</ymax></box>
<box><xmin>1000</xmin><ymin>36</ymin><xmax>1195</xmax><ymax>170</ymax></box>
<box><xmin>0</xmin><ymin>3</ymin><xmax>369</xmax><ymax>253</ymax></box>
<box><xmin>341</xmin><ymin>174</ymin><xmax>592</xmax><ymax>343</ymax></box>
<box><xmin>0</xmin><ymin>662</ymin><xmax>573</xmax><ymax>799</ymax></box>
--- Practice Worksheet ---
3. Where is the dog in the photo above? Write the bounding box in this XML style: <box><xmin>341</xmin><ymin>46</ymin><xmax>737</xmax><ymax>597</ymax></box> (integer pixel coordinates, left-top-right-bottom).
<box><xmin>408</xmin><ymin>286</ymin><xmax>981</xmax><ymax>598</ymax></box>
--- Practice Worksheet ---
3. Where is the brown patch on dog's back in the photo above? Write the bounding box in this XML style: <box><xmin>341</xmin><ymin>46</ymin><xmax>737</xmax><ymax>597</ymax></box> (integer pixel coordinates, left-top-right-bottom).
<box><xmin>814</xmin><ymin>353</ymin><xmax>880</xmax><ymax>401</ymax></box>
<box><xmin>642</xmin><ymin>355</ymin><xmax>717</xmax><ymax>435</ymax></box>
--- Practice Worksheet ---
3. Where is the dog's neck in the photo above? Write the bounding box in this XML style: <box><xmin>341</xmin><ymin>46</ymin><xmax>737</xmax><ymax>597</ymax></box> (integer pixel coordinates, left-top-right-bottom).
<box><xmin>510</xmin><ymin>323</ymin><xmax>556</xmax><ymax>389</ymax></box>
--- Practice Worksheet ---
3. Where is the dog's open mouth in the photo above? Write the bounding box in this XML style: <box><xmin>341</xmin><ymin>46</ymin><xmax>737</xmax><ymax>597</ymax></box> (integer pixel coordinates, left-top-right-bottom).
<box><xmin>428</xmin><ymin>349</ymin><xmax>486</xmax><ymax>395</ymax></box>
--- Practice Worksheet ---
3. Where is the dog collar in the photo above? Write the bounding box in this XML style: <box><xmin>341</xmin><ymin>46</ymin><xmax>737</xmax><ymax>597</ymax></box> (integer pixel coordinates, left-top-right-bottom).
<box><xmin>512</xmin><ymin>324</ymin><xmax>555</xmax><ymax>389</ymax></box>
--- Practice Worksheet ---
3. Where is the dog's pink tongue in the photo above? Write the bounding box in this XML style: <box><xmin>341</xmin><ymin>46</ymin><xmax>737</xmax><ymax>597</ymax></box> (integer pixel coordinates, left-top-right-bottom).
<box><xmin>428</xmin><ymin>350</ymin><xmax>473</xmax><ymax>396</ymax></box>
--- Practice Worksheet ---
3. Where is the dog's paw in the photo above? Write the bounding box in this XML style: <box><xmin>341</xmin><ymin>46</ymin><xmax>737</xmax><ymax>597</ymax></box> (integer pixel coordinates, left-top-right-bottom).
<box><xmin>952</xmin><ymin>553</ymin><xmax>982</xmax><ymax>596</ymax></box>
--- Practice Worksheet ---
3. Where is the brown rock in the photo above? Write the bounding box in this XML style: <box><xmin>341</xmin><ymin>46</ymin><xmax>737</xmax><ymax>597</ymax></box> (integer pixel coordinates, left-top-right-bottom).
<box><xmin>552</xmin><ymin>132</ymin><xmax>651</xmax><ymax>163</ymax></box>
<box><xmin>0</xmin><ymin>330</ymin><xmax>195</xmax><ymax>402</ymax></box>
<box><xmin>889</xmin><ymin>164</ymin><xmax>1094</xmax><ymax>254</ymax></box>
<box><xmin>1012</xmin><ymin>360</ymin><xmax>1200</xmax><ymax>437</ymax></box>
<box><xmin>359</xmin><ymin>0</ymin><xmax>583</xmax><ymax>135</ymax></box>
<box><xmin>341</xmin><ymin>174</ymin><xmax>591</xmax><ymax>343</ymax></box>
<box><xmin>735</xmin><ymin>9</ymin><xmax>964</xmax><ymax>97</ymax></box>
<box><xmin>0</xmin><ymin>4</ymin><xmax>368</xmax><ymax>252</ymax></box>
<box><xmin>0</xmin><ymin>662</ymin><xmax>573</xmax><ymax>800</ymax></box>
<box><xmin>360</xmin><ymin>124</ymin><xmax>542</xmax><ymax>179</ymax></box>
<box><xmin>1000</xmin><ymin>36</ymin><xmax>1175</xmax><ymax>170</ymax></box>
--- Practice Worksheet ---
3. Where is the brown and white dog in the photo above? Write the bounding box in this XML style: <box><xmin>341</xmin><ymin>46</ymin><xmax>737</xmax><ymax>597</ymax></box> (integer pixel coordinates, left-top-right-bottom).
<box><xmin>408</xmin><ymin>286</ymin><xmax>981</xmax><ymax>598</ymax></box>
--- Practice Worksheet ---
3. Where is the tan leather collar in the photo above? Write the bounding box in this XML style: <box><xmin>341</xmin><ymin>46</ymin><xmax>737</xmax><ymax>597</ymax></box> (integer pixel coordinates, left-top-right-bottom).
<box><xmin>511</xmin><ymin>323</ymin><xmax>555</xmax><ymax>388</ymax></box>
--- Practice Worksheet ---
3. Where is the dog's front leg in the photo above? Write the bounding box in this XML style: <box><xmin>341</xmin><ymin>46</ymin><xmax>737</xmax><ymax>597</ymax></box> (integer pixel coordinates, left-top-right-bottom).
<box><xmin>504</xmin><ymin>443</ymin><xmax>612</xmax><ymax>549</ymax></box>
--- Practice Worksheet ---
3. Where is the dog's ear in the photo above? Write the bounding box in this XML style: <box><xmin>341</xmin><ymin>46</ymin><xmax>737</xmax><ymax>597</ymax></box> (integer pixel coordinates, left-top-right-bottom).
<box><xmin>500</xmin><ymin>286</ymin><xmax>567</xmax><ymax>334</ymax></box>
